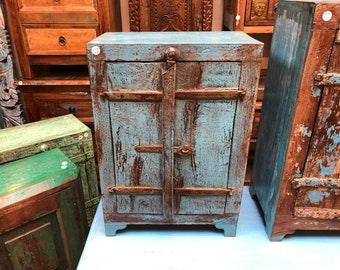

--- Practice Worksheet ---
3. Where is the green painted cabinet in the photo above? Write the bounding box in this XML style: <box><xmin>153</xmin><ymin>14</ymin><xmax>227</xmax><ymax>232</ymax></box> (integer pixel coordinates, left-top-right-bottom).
<box><xmin>87</xmin><ymin>32</ymin><xmax>263</xmax><ymax>236</ymax></box>
<box><xmin>0</xmin><ymin>114</ymin><xmax>99</xmax><ymax>225</ymax></box>
<box><xmin>250</xmin><ymin>0</ymin><xmax>340</xmax><ymax>241</ymax></box>
<box><xmin>0</xmin><ymin>149</ymin><xmax>88</xmax><ymax>269</ymax></box>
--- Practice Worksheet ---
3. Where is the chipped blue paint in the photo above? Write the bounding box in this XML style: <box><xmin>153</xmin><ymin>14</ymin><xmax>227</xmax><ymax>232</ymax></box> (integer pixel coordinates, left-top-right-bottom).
<box><xmin>317</xmin><ymin>158</ymin><xmax>338</xmax><ymax>177</ymax></box>
<box><xmin>301</xmin><ymin>126</ymin><xmax>312</xmax><ymax>137</ymax></box>
<box><xmin>312</xmin><ymin>86</ymin><xmax>321</xmax><ymax>97</ymax></box>
<box><xmin>305</xmin><ymin>190</ymin><xmax>330</xmax><ymax>204</ymax></box>
<box><xmin>327</xmin><ymin>126</ymin><xmax>340</xmax><ymax>151</ymax></box>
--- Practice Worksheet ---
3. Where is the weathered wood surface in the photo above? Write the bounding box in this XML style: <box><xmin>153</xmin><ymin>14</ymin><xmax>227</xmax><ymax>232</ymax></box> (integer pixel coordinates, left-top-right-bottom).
<box><xmin>250</xmin><ymin>0</ymin><xmax>340</xmax><ymax>241</ymax></box>
<box><xmin>0</xmin><ymin>114</ymin><xmax>99</xmax><ymax>226</ymax></box>
<box><xmin>88</xmin><ymin>31</ymin><xmax>263</xmax><ymax>236</ymax></box>
<box><xmin>0</xmin><ymin>149</ymin><xmax>87</xmax><ymax>270</ymax></box>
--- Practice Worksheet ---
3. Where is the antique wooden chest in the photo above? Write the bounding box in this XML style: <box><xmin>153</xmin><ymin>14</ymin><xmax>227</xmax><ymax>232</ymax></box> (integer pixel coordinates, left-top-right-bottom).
<box><xmin>0</xmin><ymin>148</ymin><xmax>88</xmax><ymax>269</ymax></box>
<box><xmin>250</xmin><ymin>0</ymin><xmax>340</xmax><ymax>241</ymax></box>
<box><xmin>0</xmin><ymin>114</ymin><xmax>99</xmax><ymax>226</ymax></box>
<box><xmin>87</xmin><ymin>32</ymin><xmax>263</xmax><ymax>236</ymax></box>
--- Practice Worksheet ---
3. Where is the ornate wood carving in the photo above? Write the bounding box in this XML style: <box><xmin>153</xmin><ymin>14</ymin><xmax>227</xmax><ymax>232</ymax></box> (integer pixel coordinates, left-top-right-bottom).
<box><xmin>128</xmin><ymin>0</ymin><xmax>140</xmax><ymax>32</ymax></box>
<box><xmin>250</xmin><ymin>0</ymin><xmax>269</xmax><ymax>20</ymax></box>
<box><xmin>0</xmin><ymin>7</ymin><xmax>24</xmax><ymax>128</ymax></box>
<box><xmin>151</xmin><ymin>0</ymin><xmax>191</xmax><ymax>31</ymax></box>
<box><xmin>202</xmin><ymin>0</ymin><xmax>213</xmax><ymax>31</ymax></box>
<box><xmin>128</xmin><ymin>0</ymin><xmax>213</xmax><ymax>32</ymax></box>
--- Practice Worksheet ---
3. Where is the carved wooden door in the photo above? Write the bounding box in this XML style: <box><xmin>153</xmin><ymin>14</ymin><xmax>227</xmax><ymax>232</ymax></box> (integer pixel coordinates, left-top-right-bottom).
<box><xmin>88</xmin><ymin>32</ymin><xmax>263</xmax><ymax>236</ymax></box>
<box><xmin>128</xmin><ymin>0</ymin><xmax>214</xmax><ymax>31</ymax></box>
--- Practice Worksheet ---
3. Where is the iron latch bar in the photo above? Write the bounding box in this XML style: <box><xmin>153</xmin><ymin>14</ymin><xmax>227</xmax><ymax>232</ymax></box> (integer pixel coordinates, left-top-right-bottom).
<box><xmin>314</xmin><ymin>73</ymin><xmax>340</xmax><ymax>86</ymax></box>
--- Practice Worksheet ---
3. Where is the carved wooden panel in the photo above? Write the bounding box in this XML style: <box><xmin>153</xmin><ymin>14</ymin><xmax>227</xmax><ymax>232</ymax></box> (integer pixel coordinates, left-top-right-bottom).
<box><xmin>0</xmin><ymin>7</ymin><xmax>24</xmax><ymax>128</ymax></box>
<box><xmin>245</xmin><ymin>0</ymin><xmax>278</xmax><ymax>26</ymax></box>
<box><xmin>128</xmin><ymin>0</ymin><xmax>214</xmax><ymax>32</ymax></box>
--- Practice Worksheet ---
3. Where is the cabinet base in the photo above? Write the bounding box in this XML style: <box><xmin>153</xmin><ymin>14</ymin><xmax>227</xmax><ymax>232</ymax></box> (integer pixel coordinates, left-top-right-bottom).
<box><xmin>104</xmin><ymin>221</ymin><xmax>238</xmax><ymax>237</ymax></box>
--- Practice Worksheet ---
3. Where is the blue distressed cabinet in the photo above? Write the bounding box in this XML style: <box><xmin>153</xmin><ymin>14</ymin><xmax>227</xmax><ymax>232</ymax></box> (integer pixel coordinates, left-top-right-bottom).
<box><xmin>87</xmin><ymin>32</ymin><xmax>263</xmax><ymax>236</ymax></box>
<box><xmin>250</xmin><ymin>0</ymin><xmax>340</xmax><ymax>241</ymax></box>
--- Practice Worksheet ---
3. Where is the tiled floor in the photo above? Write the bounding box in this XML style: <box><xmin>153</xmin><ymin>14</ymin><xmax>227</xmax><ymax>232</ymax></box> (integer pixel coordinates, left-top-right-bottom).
<box><xmin>78</xmin><ymin>187</ymin><xmax>340</xmax><ymax>270</ymax></box>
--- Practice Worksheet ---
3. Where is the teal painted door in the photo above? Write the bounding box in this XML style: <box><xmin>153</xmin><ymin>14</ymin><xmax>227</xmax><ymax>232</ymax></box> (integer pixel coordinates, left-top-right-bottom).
<box><xmin>106</xmin><ymin>61</ymin><xmax>241</xmax><ymax>222</ymax></box>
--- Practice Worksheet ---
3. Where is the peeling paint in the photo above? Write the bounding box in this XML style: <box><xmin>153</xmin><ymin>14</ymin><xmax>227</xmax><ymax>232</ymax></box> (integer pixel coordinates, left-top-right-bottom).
<box><xmin>295</xmin><ymin>124</ymin><xmax>312</xmax><ymax>137</ymax></box>
<box><xmin>312</xmin><ymin>86</ymin><xmax>321</xmax><ymax>97</ymax></box>
<box><xmin>305</xmin><ymin>190</ymin><xmax>330</xmax><ymax>204</ymax></box>
<box><xmin>317</xmin><ymin>159</ymin><xmax>337</xmax><ymax>177</ymax></box>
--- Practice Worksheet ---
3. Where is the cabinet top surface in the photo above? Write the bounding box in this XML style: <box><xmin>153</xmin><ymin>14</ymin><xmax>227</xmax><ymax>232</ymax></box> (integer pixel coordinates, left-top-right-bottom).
<box><xmin>0</xmin><ymin>149</ymin><xmax>78</xmax><ymax>203</ymax></box>
<box><xmin>0</xmin><ymin>114</ymin><xmax>89</xmax><ymax>153</ymax></box>
<box><xmin>88</xmin><ymin>31</ymin><xmax>263</xmax><ymax>46</ymax></box>
<box><xmin>87</xmin><ymin>32</ymin><xmax>263</xmax><ymax>61</ymax></box>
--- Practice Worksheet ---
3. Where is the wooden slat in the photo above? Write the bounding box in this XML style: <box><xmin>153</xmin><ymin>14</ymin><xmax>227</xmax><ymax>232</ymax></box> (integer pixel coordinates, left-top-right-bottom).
<box><xmin>108</xmin><ymin>186</ymin><xmax>163</xmax><ymax>195</ymax></box>
<box><xmin>175</xmin><ymin>89</ymin><xmax>245</xmax><ymax>99</ymax></box>
<box><xmin>174</xmin><ymin>187</ymin><xmax>233</xmax><ymax>196</ymax></box>
<box><xmin>103</xmin><ymin>91</ymin><xmax>163</xmax><ymax>101</ymax></box>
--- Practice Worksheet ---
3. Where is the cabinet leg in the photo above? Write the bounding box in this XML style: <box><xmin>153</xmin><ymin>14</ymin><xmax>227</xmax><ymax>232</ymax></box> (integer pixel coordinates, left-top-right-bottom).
<box><xmin>104</xmin><ymin>222</ymin><xmax>128</xmax><ymax>236</ymax></box>
<box><xmin>214</xmin><ymin>220</ymin><xmax>237</xmax><ymax>237</ymax></box>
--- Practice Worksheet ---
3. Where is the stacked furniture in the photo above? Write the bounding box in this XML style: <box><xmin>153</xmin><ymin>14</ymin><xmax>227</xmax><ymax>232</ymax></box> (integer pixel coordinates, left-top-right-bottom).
<box><xmin>2</xmin><ymin>0</ymin><xmax>120</xmax><ymax>126</ymax></box>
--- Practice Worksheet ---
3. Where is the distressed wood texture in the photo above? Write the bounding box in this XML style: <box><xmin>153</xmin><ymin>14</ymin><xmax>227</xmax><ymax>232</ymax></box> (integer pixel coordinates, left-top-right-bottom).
<box><xmin>0</xmin><ymin>114</ymin><xmax>99</xmax><ymax>226</ymax></box>
<box><xmin>87</xmin><ymin>31</ymin><xmax>263</xmax><ymax>236</ymax></box>
<box><xmin>0</xmin><ymin>149</ymin><xmax>88</xmax><ymax>270</ymax></box>
<box><xmin>250</xmin><ymin>0</ymin><xmax>340</xmax><ymax>241</ymax></box>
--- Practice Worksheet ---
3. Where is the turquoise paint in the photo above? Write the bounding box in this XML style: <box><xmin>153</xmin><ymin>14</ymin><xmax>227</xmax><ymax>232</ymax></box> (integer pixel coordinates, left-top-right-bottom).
<box><xmin>305</xmin><ymin>190</ymin><xmax>330</xmax><ymax>204</ymax></box>
<box><xmin>301</xmin><ymin>126</ymin><xmax>312</xmax><ymax>137</ymax></box>
<box><xmin>250</xmin><ymin>0</ymin><xmax>315</xmax><ymax>240</ymax></box>
<box><xmin>312</xmin><ymin>86</ymin><xmax>321</xmax><ymax>97</ymax></box>
<box><xmin>317</xmin><ymin>158</ymin><xmax>338</xmax><ymax>177</ymax></box>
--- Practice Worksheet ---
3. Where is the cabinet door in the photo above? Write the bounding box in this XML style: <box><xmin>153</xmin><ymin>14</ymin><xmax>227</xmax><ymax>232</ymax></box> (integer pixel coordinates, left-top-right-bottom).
<box><xmin>173</xmin><ymin>62</ymin><xmax>241</xmax><ymax>215</ymax></box>
<box><xmin>106</xmin><ymin>62</ymin><xmax>165</xmax><ymax>216</ymax></box>
<box><xmin>292</xmin><ymin>34</ymin><xmax>340</xmax><ymax>219</ymax></box>
<box><xmin>105</xmin><ymin>60</ymin><xmax>243</xmax><ymax>219</ymax></box>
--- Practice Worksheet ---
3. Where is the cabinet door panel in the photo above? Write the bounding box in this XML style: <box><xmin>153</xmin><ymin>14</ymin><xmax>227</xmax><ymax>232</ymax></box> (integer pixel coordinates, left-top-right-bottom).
<box><xmin>107</xmin><ymin>62</ymin><xmax>164</xmax><ymax>215</ymax></box>
<box><xmin>176</xmin><ymin>62</ymin><xmax>241</xmax><ymax>89</ymax></box>
<box><xmin>107</xmin><ymin>63</ymin><xmax>165</xmax><ymax>90</ymax></box>
<box><xmin>109</xmin><ymin>102</ymin><xmax>162</xmax><ymax>188</ymax></box>
<box><xmin>174</xmin><ymin>100</ymin><xmax>235</xmax><ymax>187</ymax></box>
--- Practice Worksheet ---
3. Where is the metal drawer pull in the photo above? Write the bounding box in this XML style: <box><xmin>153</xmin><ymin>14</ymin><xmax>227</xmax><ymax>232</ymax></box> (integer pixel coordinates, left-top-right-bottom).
<box><xmin>68</xmin><ymin>106</ymin><xmax>76</xmax><ymax>114</ymax></box>
<box><xmin>173</xmin><ymin>146</ymin><xmax>195</xmax><ymax>155</ymax></box>
<box><xmin>58</xmin><ymin>36</ymin><xmax>67</xmax><ymax>46</ymax></box>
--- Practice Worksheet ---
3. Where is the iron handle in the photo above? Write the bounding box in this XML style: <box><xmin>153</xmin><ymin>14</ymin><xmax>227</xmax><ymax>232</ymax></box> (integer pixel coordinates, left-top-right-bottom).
<box><xmin>173</xmin><ymin>146</ymin><xmax>195</xmax><ymax>155</ymax></box>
